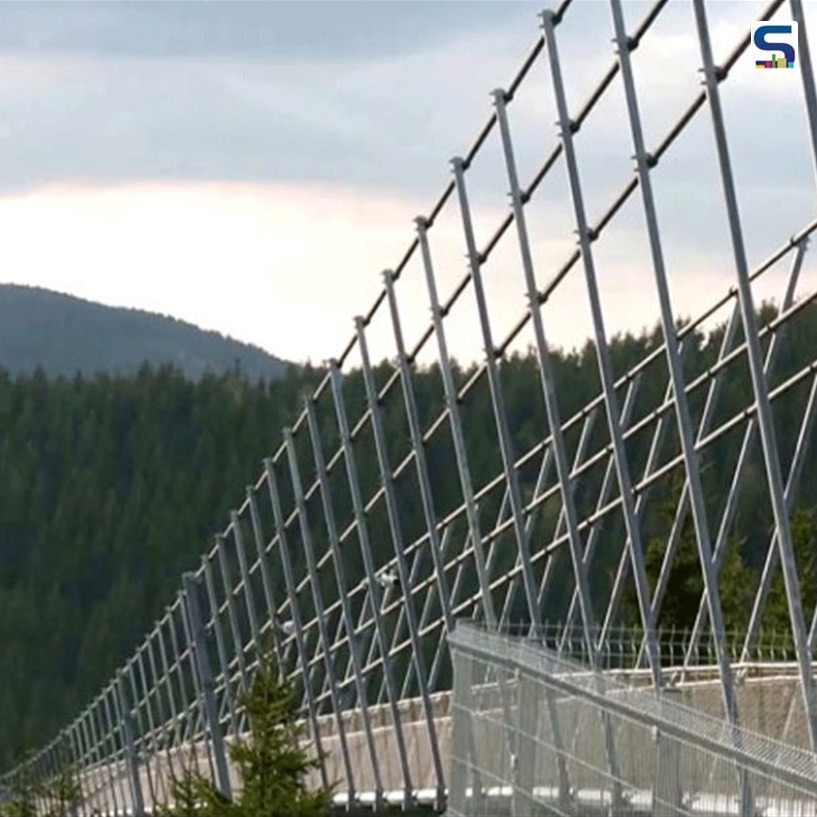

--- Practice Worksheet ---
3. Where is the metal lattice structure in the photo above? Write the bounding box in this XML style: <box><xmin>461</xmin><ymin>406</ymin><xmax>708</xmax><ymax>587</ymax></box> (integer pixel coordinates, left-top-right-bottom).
<box><xmin>5</xmin><ymin>0</ymin><xmax>817</xmax><ymax>813</ymax></box>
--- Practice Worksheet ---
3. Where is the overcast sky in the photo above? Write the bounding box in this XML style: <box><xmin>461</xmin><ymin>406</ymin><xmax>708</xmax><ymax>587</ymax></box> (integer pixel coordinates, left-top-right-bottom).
<box><xmin>0</xmin><ymin>0</ymin><xmax>815</xmax><ymax>366</ymax></box>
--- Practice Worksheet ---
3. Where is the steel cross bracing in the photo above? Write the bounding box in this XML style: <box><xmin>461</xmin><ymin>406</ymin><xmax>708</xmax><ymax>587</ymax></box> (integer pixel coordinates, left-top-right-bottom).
<box><xmin>5</xmin><ymin>0</ymin><xmax>817</xmax><ymax>813</ymax></box>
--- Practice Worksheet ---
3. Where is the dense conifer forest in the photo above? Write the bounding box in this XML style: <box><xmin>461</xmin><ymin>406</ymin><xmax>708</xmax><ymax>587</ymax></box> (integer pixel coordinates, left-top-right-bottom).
<box><xmin>0</xmin><ymin>363</ymin><xmax>321</xmax><ymax>768</ymax></box>
<box><xmin>1</xmin><ymin>301</ymin><xmax>816</xmax><ymax>769</ymax></box>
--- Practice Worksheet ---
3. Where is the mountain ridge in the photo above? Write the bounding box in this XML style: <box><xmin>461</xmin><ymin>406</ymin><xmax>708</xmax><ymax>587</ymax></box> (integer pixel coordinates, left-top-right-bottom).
<box><xmin>0</xmin><ymin>284</ymin><xmax>289</xmax><ymax>380</ymax></box>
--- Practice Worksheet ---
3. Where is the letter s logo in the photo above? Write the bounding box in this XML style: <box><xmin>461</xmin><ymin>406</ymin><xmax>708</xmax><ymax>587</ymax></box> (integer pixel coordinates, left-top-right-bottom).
<box><xmin>754</xmin><ymin>23</ymin><xmax>796</xmax><ymax>65</ymax></box>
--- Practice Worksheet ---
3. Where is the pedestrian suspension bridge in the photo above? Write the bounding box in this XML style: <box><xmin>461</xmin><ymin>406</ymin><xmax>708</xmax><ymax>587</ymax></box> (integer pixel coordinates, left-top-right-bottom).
<box><xmin>5</xmin><ymin>0</ymin><xmax>817</xmax><ymax>814</ymax></box>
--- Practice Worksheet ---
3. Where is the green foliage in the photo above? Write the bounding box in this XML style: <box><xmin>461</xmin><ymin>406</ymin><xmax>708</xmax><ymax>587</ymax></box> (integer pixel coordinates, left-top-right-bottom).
<box><xmin>2</xmin><ymin>765</ymin><xmax>37</xmax><ymax>817</ymax></box>
<box><xmin>634</xmin><ymin>530</ymin><xmax>755</xmax><ymax>634</ymax></box>
<box><xmin>1</xmin><ymin>748</ymin><xmax>81</xmax><ymax>817</ymax></box>
<box><xmin>763</xmin><ymin>507</ymin><xmax>817</xmax><ymax>635</ymax></box>
<box><xmin>718</xmin><ymin>539</ymin><xmax>757</xmax><ymax>634</ymax></box>
<box><xmin>0</xmin><ymin>363</ymin><xmax>321</xmax><ymax>769</ymax></box>
<box><xmin>159</xmin><ymin>763</ymin><xmax>232</xmax><ymax>817</ymax></box>
<box><xmin>40</xmin><ymin>765</ymin><xmax>82</xmax><ymax>817</ymax></box>
<box><xmin>162</xmin><ymin>655</ymin><xmax>329</xmax><ymax>817</ymax></box>
<box><xmin>621</xmin><ymin>428</ymin><xmax>817</xmax><ymax>646</ymax></box>
<box><xmin>230</xmin><ymin>656</ymin><xmax>329</xmax><ymax>817</ymax></box>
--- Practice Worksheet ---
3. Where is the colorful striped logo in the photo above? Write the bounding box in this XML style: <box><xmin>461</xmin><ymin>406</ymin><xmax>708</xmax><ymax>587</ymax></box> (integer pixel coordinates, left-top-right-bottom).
<box><xmin>752</xmin><ymin>22</ymin><xmax>797</xmax><ymax>70</ymax></box>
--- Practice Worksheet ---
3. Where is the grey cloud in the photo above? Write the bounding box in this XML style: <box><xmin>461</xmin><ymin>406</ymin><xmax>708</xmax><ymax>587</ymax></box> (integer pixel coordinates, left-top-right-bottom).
<box><xmin>0</xmin><ymin>57</ymin><xmax>477</xmax><ymax>195</ymax></box>
<box><xmin>0</xmin><ymin>1</ymin><xmax>538</xmax><ymax>62</ymax></box>
<box><xmin>0</xmin><ymin>1</ymin><xmax>654</xmax><ymax>198</ymax></box>
<box><xmin>0</xmin><ymin>0</ymin><xmax>810</xmax><ymax>279</ymax></box>
<box><xmin>0</xmin><ymin>1</ymin><xmax>540</xmax><ymax>196</ymax></box>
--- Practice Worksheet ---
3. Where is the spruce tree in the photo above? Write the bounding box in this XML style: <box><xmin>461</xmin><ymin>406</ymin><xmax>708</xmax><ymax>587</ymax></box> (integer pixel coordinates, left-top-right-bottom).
<box><xmin>164</xmin><ymin>653</ymin><xmax>329</xmax><ymax>817</ymax></box>
<box><xmin>228</xmin><ymin>655</ymin><xmax>329</xmax><ymax>817</ymax></box>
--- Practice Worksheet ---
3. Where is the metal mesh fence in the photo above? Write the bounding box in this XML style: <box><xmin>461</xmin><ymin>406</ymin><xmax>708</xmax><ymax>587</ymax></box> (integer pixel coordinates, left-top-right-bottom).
<box><xmin>449</xmin><ymin>624</ymin><xmax>817</xmax><ymax>817</ymax></box>
<box><xmin>3</xmin><ymin>0</ymin><xmax>817</xmax><ymax>813</ymax></box>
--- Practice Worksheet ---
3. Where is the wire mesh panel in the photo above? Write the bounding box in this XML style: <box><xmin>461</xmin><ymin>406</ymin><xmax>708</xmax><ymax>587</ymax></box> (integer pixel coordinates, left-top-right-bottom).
<box><xmin>3</xmin><ymin>0</ymin><xmax>817</xmax><ymax>813</ymax></box>
<box><xmin>449</xmin><ymin>625</ymin><xmax>817</xmax><ymax>817</ymax></box>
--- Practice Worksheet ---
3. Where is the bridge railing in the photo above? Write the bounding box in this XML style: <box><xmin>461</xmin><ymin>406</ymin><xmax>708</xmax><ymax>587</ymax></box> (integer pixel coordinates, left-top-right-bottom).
<box><xmin>5</xmin><ymin>0</ymin><xmax>817</xmax><ymax>813</ymax></box>
<box><xmin>449</xmin><ymin>624</ymin><xmax>817</xmax><ymax>817</ymax></box>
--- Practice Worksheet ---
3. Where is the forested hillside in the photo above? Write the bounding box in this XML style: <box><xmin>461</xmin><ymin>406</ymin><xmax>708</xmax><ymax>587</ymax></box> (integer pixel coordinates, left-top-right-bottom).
<box><xmin>0</xmin><ymin>285</ymin><xmax>288</xmax><ymax>380</ymax></box>
<box><xmin>0</xmin><ymin>363</ymin><xmax>322</xmax><ymax>769</ymax></box>
<box><xmin>1</xmin><ymin>301</ymin><xmax>816</xmax><ymax>769</ymax></box>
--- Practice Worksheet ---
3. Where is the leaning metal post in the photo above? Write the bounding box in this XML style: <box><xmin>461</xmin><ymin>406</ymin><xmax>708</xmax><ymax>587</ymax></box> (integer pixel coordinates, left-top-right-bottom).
<box><xmin>132</xmin><ymin>649</ymin><xmax>161</xmax><ymax>806</ymax></box>
<box><xmin>155</xmin><ymin>612</ymin><xmax>185</xmax><ymax>786</ymax></box>
<box><xmin>414</xmin><ymin>217</ymin><xmax>497</xmax><ymax>627</ymax></box>
<box><xmin>245</xmin><ymin>487</ymin><xmax>287</xmax><ymax>671</ymax></box>
<box><xmin>609</xmin><ymin>0</ymin><xmax>741</xmax><ymax>735</ymax></box>
<box><xmin>175</xmin><ymin>596</ymin><xmax>214</xmax><ymax>785</ymax></box>
<box><xmin>284</xmin><ymin>429</ymin><xmax>364</xmax><ymax>801</ymax></box>
<box><xmin>338</xmin><ymin>344</ymin><xmax>447</xmax><ymax>804</ymax></box>
<box><xmin>145</xmin><ymin>637</ymin><xmax>178</xmax><ymax>807</ymax></box>
<box><xmin>78</xmin><ymin>708</ymin><xmax>103</xmax><ymax>815</ymax></box>
<box><xmin>85</xmin><ymin>704</ymin><xmax>110</xmax><ymax>817</ymax></box>
<box><xmin>214</xmin><ymin>533</ymin><xmax>249</xmax><ymax>693</ymax></box>
<box><xmin>125</xmin><ymin>659</ymin><xmax>158</xmax><ymax>808</ymax></box>
<box><xmin>684</xmin><ymin>241</ymin><xmax>808</xmax><ymax>665</ymax></box>
<box><xmin>541</xmin><ymin>7</ymin><xmax>663</xmax><ymax>689</ymax></box>
<box><xmin>451</xmin><ymin>155</ymin><xmax>542</xmax><ymax>627</ymax></box>
<box><xmin>230</xmin><ymin>511</ymin><xmax>262</xmax><ymax>661</ymax></box>
<box><xmin>67</xmin><ymin>723</ymin><xmax>90</xmax><ymax>817</ymax></box>
<box><xmin>73</xmin><ymin>715</ymin><xmax>93</xmax><ymax>816</ymax></box>
<box><xmin>378</xmin><ymin>272</ymin><xmax>458</xmax><ymax>691</ymax></box>
<box><xmin>692</xmin><ymin>0</ymin><xmax>817</xmax><ymax>753</ymax></box>
<box><xmin>114</xmin><ymin>669</ymin><xmax>145</xmax><ymax>817</ymax></box>
<box><xmin>143</xmin><ymin>633</ymin><xmax>174</xmax><ymax>799</ymax></box>
<box><xmin>367</xmin><ymin>292</ymin><xmax>454</xmax><ymax>634</ymax></box>
<box><xmin>201</xmin><ymin>554</ymin><xmax>240</xmax><ymax>738</ymax></box>
<box><xmin>328</xmin><ymin>359</ymin><xmax>422</xmax><ymax>804</ymax></box>
<box><xmin>181</xmin><ymin>572</ymin><xmax>232</xmax><ymax>800</ymax></box>
<box><xmin>492</xmin><ymin>86</ymin><xmax>600</xmax><ymax>655</ymax></box>
<box><xmin>124</xmin><ymin>650</ymin><xmax>158</xmax><ymax>803</ymax></box>
<box><xmin>102</xmin><ymin>683</ymin><xmax>130</xmax><ymax>813</ymax></box>
<box><xmin>263</xmin><ymin>456</ymin><xmax>332</xmax><ymax>792</ymax></box>
<box><xmin>172</xmin><ymin>597</ymin><xmax>216</xmax><ymax>784</ymax></box>
<box><xmin>300</xmin><ymin>400</ymin><xmax>386</xmax><ymax>780</ymax></box>
<box><xmin>303</xmin><ymin>396</ymin><xmax>396</xmax><ymax>805</ymax></box>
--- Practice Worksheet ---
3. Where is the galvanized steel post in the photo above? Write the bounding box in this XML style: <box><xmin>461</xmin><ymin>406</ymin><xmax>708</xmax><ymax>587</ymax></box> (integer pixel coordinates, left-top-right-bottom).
<box><xmin>181</xmin><ymin>572</ymin><xmax>232</xmax><ymax>800</ymax></box>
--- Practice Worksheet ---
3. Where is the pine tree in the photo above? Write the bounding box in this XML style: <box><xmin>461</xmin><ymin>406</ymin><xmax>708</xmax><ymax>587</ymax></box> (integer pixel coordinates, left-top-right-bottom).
<box><xmin>2</xmin><ymin>760</ymin><xmax>38</xmax><ymax>817</ymax></box>
<box><xmin>163</xmin><ymin>653</ymin><xmax>329</xmax><ymax>817</ymax></box>
<box><xmin>40</xmin><ymin>757</ymin><xmax>81</xmax><ymax>817</ymax></box>
<box><xmin>228</xmin><ymin>655</ymin><xmax>329</xmax><ymax>817</ymax></box>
